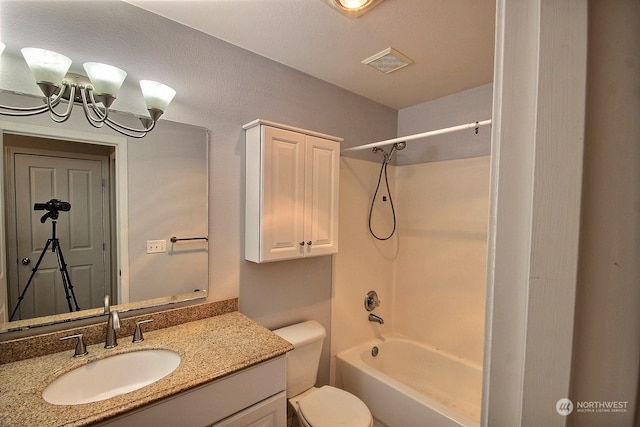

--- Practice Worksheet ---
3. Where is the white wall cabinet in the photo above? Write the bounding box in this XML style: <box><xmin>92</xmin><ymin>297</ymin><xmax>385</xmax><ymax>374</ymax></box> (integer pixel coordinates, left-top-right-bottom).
<box><xmin>96</xmin><ymin>356</ymin><xmax>286</xmax><ymax>427</ymax></box>
<box><xmin>244</xmin><ymin>120</ymin><xmax>341</xmax><ymax>263</ymax></box>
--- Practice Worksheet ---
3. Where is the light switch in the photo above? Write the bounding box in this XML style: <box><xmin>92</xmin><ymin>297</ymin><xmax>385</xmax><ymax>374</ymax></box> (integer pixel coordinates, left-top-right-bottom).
<box><xmin>146</xmin><ymin>239</ymin><xmax>167</xmax><ymax>254</ymax></box>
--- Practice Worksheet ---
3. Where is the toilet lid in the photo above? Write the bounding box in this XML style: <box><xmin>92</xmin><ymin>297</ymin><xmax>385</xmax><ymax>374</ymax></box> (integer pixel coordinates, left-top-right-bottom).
<box><xmin>297</xmin><ymin>386</ymin><xmax>372</xmax><ymax>427</ymax></box>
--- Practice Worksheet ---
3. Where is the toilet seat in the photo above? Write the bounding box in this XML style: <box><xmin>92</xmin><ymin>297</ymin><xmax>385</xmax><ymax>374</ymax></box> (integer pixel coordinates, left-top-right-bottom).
<box><xmin>296</xmin><ymin>385</ymin><xmax>372</xmax><ymax>427</ymax></box>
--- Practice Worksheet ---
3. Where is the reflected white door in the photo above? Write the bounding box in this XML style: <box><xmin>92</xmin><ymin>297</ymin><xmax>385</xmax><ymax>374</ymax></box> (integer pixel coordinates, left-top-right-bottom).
<box><xmin>9</xmin><ymin>153</ymin><xmax>109</xmax><ymax>320</ymax></box>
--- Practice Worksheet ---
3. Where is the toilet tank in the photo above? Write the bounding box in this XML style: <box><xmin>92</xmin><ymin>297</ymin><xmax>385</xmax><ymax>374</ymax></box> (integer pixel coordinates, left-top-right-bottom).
<box><xmin>273</xmin><ymin>320</ymin><xmax>326</xmax><ymax>397</ymax></box>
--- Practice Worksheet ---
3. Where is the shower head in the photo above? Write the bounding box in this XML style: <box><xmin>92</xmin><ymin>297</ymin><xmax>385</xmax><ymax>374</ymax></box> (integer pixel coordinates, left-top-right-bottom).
<box><xmin>373</xmin><ymin>141</ymin><xmax>406</xmax><ymax>164</ymax></box>
<box><xmin>388</xmin><ymin>141</ymin><xmax>406</xmax><ymax>158</ymax></box>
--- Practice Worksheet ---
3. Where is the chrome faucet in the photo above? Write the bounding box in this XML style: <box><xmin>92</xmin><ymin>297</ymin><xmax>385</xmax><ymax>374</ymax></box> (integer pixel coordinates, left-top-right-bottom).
<box><xmin>104</xmin><ymin>295</ymin><xmax>120</xmax><ymax>348</ymax></box>
<box><xmin>105</xmin><ymin>310</ymin><xmax>120</xmax><ymax>348</ymax></box>
<box><xmin>104</xmin><ymin>294</ymin><xmax>111</xmax><ymax>315</ymax></box>
<box><xmin>368</xmin><ymin>313</ymin><xmax>384</xmax><ymax>324</ymax></box>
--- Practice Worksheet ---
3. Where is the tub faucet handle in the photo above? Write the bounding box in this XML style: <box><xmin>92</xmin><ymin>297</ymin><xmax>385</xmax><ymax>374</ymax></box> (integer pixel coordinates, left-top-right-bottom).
<box><xmin>365</xmin><ymin>290</ymin><xmax>381</xmax><ymax>311</ymax></box>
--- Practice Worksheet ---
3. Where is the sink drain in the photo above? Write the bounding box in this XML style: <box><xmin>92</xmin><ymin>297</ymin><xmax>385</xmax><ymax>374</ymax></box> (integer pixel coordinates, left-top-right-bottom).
<box><xmin>371</xmin><ymin>346</ymin><xmax>379</xmax><ymax>357</ymax></box>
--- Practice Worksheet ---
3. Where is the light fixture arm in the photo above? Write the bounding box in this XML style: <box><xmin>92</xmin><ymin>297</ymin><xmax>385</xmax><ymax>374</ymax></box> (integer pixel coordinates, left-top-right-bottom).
<box><xmin>0</xmin><ymin>89</ymin><xmax>65</xmax><ymax>116</ymax></box>
<box><xmin>81</xmin><ymin>89</ymin><xmax>158</xmax><ymax>138</ymax></box>
<box><xmin>45</xmin><ymin>83</ymin><xmax>76</xmax><ymax>123</ymax></box>
<box><xmin>103</xmin><ymin>114</ymin><xmax>156</xmax><ymax>139</ymax></box>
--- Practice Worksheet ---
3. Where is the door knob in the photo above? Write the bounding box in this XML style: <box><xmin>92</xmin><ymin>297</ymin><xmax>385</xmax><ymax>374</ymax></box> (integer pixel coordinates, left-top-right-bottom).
<box><xmin>21</xmin><ymin>257</ymin><xmax>31</xmax><ymax>265</ymax></box>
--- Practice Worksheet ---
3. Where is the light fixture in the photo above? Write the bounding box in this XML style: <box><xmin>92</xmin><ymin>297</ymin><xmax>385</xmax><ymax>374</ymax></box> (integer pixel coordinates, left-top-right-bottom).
<box><xmin>0</xmin><ymin>46</ymin><xmax>176</xmax><ymax>138</ymax></box>
<box><xmin>362</xmin><ymin>47</ymin><xmax>413</xmax><ymax>74</ymax></box>
<box><xmin>321</xmin><ymin>0</ymin><xmax>386</xmax><ymax>18</ymax></box>
<box><xmin>337</xmin><ymin>0</ymin><xmax>369</xmax><ymax>9</ymax></box>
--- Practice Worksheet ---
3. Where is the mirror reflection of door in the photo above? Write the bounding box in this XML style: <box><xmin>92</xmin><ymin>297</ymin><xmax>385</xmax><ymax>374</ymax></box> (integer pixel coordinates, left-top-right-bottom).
<box><xmin>4</xmin><ymin>135</ymin><xmax>115</xmax><ymax>321</ymax></box>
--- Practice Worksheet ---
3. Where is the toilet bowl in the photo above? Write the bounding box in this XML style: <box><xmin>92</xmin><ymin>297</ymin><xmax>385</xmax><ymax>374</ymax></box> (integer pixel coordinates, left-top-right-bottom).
<box><xmin>273</xmin><ymin>321</ymin><xmax>373</xmax><ymax>427</ymax></box>
<box><xmin>292</xmin><ymin>385</ymin><xmax>372</xmax><ymax>427</ymax></box>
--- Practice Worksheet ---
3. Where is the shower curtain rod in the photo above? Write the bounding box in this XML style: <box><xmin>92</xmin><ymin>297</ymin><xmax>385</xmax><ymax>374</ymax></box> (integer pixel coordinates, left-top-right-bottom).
<box><xmin>341</xmin><ymin>119</ymin><xmax>492</xmax><ymax>153</ymax></box>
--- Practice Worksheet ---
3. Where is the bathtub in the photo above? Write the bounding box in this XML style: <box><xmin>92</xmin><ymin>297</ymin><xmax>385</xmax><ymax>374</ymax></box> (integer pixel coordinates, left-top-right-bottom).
<box><xmin>336</xmin><ymin>336</ymin><xmax>482</xmax><ymax>427</ymax></box>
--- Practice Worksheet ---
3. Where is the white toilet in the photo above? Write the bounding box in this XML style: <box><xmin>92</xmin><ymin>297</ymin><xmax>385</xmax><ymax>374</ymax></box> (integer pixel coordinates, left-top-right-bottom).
<box><xmin>273</xmin><ymin>320</ymin><xmax>373</xmax><ymax>427</ymax></box>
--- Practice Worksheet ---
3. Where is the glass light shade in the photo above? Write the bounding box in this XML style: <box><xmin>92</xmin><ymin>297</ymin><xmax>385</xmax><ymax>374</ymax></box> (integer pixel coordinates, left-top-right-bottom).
<box><xmin>337</xmin><ymin>0</ymin><xmax>369</xmax><ymax>9</ymax></box>
<box><xmin>0</xmin><ymin>42</ymin><xmax>6</xmax><ymax>56</ymax></box>
<box><xmin>83</xmin><ymin>62</ymin><xmax>127</xmax><ymax>96</ymax></box>
<box><xmin>139</xmin><ymin>80</ymin><xmax>176</xmax><ymax>112</ymax></box>
<box><xmin>21</xmin><ymin>48</ymin><xmax>72</xmax><ymax>86</ymax></box>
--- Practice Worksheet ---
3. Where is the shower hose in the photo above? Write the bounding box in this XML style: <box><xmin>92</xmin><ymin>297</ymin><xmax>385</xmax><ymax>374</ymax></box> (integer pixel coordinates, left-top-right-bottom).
<box><xmin>368</xmin><ymin>154</ymin><xmax>397</xmax><ymax>240</ymax></box>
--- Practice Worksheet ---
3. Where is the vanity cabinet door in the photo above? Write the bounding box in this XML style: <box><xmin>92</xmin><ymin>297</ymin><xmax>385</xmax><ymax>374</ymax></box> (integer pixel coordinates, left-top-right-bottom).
<box><xmin>244</xmin><ymin>120</ymin><xmax>340</xmax><ymax>263</ymax></box>
<box><xmin>211</xmin><ymin>391</ymin><xmax>286</xmax><ymax>427</ymax></box>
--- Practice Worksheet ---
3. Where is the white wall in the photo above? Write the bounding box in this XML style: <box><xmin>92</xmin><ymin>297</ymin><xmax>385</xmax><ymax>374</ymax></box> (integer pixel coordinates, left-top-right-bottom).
<box><xmin>397</xmin><ymin>84</ymin><xmax>493</xmax><ymax>165</ymax></box>
<box><xmin>394</xmin><ymin>156</ymin><xmax>489</xmax><ymax>366</ymax></box>
<box><xmin>482</xmin><ymin>0</ymin><xmax>588</xmax><ymax>425</ymax></box>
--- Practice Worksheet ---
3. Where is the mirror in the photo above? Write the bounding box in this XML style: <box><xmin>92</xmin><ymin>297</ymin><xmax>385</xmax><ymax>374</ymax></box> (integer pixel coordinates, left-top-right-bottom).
<box><xmin>0</xmin><ymin>92</ymin><xmax>209</xmax><ymax>332</ymax></box>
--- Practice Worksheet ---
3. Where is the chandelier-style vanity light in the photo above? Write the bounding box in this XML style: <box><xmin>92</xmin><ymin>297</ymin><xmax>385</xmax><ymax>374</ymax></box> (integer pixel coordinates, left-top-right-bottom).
<box><xmin>0</xmin><ymin>44</ymin><xmax>176</xmax><ymax>138</ymax></box>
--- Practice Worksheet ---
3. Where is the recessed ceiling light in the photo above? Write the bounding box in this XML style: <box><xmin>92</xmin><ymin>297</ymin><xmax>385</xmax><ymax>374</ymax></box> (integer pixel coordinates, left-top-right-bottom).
<box><xmin>321</xmin><ymin>0</ymin><xmax>386</xmax><ymax>18</ymax></box>
<box><xmin>337</xmin><ymin>0</ymin><xmax>369</xmax><ymax>9</ymax></box>
<box><xmin>362</xmin><ymin>47</ymin><xmax>414</xmax><ymax>74</ymax></box>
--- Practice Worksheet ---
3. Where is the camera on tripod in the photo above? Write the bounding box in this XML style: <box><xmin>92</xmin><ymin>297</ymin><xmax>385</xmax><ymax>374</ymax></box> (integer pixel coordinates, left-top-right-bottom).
<box><xmin>34</xmin><ymin>199</ymin><xmax>71</xmax><ymax>222</ymax></box>
<box><xmin>10</xmin><ymin>198</ymin><xmax>79</xmax><ymax>321</ymax></box>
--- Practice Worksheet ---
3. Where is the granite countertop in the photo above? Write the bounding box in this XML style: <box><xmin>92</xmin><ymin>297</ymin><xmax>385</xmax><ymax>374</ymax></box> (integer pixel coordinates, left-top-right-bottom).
<box><xmin>0</xmin><ymin>311</ymin><xmax>293</xmax><ymax>427</ymax></box>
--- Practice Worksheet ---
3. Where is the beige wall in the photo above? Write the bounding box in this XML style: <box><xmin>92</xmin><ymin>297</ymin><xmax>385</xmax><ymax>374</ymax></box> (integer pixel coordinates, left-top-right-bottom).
<box><xmin>331</xmin><ymin>87</ymin><xmax>492</xmax><ymax>376</ymax></box>
<box><xmin>569</xmin><ymin>1</ymin><xmax>640</xmax><ymax>426</ymax></box>
<box><xmin>331</xmin><ymin>156</ymin><xmax>395</xmax><ymax>359</ymax></box>
<box><xmin>332</xmin><ymin>155</ymin><xmax>489</xmax><ymax>362</ymax></box>
<box><xmin>394</xmin><ymin>156</ymin><xmax>489</xmax><ymax>365</ymax></box>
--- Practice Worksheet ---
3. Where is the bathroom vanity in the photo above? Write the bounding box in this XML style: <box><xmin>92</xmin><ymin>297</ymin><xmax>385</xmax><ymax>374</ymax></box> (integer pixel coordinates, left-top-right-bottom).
<box><xmin>0</xmin><ymin>310</ymin><xmax>292</xmax><ymax>426</ymax></box>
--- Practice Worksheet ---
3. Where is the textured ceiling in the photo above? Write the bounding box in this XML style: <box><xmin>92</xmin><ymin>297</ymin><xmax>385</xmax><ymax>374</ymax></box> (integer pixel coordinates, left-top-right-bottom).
<box><xmin>126</xmin><ymin>0</ymin><xmax>496</xmax><ymax>109</ymax></box>
<box><xmin>0</xmin><ymin>0</ymin><xmax>496</xmax><ymax>111</ymax></box>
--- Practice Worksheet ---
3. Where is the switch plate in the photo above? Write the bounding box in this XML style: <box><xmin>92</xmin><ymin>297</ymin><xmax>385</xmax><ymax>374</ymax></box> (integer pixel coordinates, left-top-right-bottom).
<box><xmin>146</xmin><ymin>239</ymin><xmax>167</xmax><ymax>254</ymax></box>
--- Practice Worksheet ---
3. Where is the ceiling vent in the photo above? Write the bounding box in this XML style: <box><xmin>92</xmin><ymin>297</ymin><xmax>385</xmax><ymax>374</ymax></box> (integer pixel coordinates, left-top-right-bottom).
<box><xmin>362</xmin><ymin>47</ymin><xmax>413</xmax><ymax>74</ymax></box>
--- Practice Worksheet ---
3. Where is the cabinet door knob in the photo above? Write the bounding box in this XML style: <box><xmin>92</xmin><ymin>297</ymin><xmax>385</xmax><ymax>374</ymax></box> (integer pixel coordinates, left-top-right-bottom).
<box><xmin>299</xmin><ymin>241</ymin><xmax>305</xmax><ymax>246</ymax></box>
<box><xmin>307</xmin><ymin>241</ymin><xmax>312</xmax><ymax>246</ymax></box>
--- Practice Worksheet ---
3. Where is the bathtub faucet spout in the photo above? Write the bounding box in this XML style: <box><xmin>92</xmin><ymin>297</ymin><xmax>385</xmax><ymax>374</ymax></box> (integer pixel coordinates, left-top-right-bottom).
<box><xmin>368</xmin><ymin>313</ymin><xmax>384</xmax><ymax>324</ymax></box>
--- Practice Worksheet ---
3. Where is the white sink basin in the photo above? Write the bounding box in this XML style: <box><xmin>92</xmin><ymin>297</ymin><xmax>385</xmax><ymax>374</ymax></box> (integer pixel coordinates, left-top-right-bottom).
<box><xmin>43</xmin><ymin>349</ymin><xmax>181</xmax><ymax>405</ymax></box>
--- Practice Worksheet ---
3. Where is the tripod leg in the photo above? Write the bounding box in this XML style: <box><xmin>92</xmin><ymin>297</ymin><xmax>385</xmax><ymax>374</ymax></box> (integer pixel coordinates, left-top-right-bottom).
<box><xmin>9</xmin><ymin>239</ymin><xmax>53</xmax><ymax>321</ymax></box>
<box><xmin>52</xmin><ymin>239</ymin><xmax>80</xmax><ymax>313</ymax></box>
